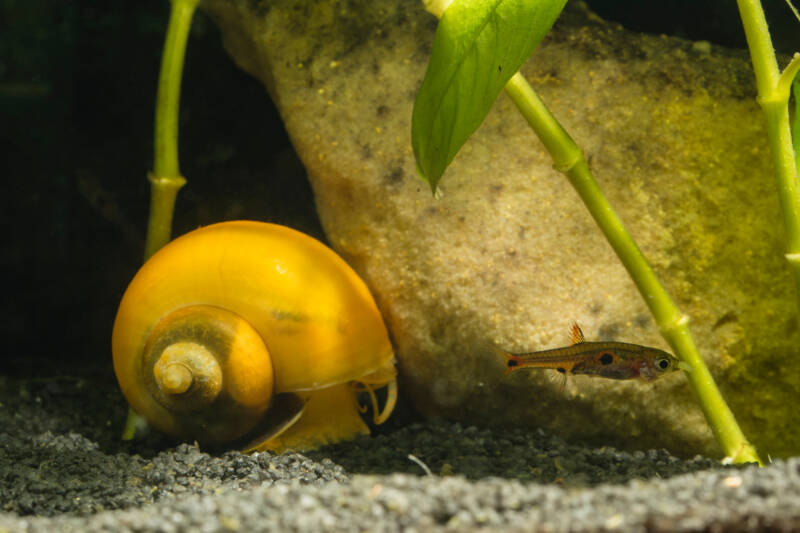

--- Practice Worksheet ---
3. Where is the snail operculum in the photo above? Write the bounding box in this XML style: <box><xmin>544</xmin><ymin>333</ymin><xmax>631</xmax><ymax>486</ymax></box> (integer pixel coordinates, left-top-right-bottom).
<box><xmin>238</xmin><ymin>393</ymin><xmax>307</xmax><ymax>453</ymax></box>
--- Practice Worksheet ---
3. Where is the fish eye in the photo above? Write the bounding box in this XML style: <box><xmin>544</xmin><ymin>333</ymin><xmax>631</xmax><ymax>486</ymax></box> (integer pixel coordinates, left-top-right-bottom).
<box><xmin>598</xmin><ymin>352</ymin><xmax>614</xmax><ymax>365</ymax></box>
<box><xmin>655</xmin><ymin>357</ymin><xmax>671</xmax><ymax>371</ymax></box>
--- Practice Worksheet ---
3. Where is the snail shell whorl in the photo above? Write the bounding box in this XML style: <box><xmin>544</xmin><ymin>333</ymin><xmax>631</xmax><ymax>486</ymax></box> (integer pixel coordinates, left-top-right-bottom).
<box><xmin>152</xmin><ymin>342</ymin><xmax>220</xmax><ymax>399</ymax></box>
<box><xmin>139</xmin><ymin>305</ymin><xmax>273</xmax><ymax>443</ymax></box>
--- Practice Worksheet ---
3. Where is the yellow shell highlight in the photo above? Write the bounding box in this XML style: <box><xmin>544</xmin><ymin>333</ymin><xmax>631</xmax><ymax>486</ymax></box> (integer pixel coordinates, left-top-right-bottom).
<box><xmin>112</xmin><ymin>220</ymin><xmax>396</xmax><ymax>451</ymax></box>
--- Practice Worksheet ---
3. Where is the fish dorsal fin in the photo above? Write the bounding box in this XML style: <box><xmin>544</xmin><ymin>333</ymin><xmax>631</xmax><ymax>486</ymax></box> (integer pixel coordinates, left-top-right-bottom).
<box><xmin>570</xmin><ymin>322</ymin><xmax>585</xmax><ymax>345</ymax></box>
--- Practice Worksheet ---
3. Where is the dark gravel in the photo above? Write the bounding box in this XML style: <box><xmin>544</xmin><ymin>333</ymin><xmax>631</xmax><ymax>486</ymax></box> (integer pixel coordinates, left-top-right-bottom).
<box><xmin>1</xmin><ymin>372</ymin><xmax>797</xmax><ymax>532</ymax></box>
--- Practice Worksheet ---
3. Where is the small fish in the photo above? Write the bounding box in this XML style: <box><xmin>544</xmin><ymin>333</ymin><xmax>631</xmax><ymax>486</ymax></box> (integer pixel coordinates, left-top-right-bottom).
<box><xmin>498</xmin><ymin>323</ymin><xmax>681</xmax><ymax>384</ymax></box>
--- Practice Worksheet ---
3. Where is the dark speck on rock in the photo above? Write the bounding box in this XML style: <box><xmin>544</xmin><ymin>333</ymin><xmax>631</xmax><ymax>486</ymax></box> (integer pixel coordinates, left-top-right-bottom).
<box><xmin>383</xmin><ymin>163</ymin><xmax>404</xmax><ymax>186</ymax></box>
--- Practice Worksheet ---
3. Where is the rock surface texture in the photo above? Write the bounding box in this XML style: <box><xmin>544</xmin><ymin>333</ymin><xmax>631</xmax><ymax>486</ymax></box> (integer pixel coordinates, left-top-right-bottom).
<box><xmin>201</xmin><ymin>0</ymin><xmax>799</xmax><ymax>458</ymax></box>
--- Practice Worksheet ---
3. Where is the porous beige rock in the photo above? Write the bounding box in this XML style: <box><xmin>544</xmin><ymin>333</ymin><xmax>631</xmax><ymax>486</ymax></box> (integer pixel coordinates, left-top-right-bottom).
<box><xmin>201</xmin><ymin>0</ymin><xmax>800</xmax><ymax>458</ymax></box>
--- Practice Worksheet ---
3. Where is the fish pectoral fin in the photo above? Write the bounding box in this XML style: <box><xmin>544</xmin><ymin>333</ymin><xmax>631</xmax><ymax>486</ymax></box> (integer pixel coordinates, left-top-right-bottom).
<box><xmin>570</xmin><ymin>322</ymin><xmax>585</xmax><ymax>345</ymax></box>
<box><xmin>558</xmin><ymin>371</ymin><xmax>567</xmax><ymax>392</ymax></box>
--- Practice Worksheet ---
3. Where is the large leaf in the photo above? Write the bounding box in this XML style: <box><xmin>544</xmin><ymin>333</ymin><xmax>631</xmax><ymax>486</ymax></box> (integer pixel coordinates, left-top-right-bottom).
<box><xmin>412</xmin><ymin>0</ymin><xmax>567</xmax><ymax>192</ymax></box>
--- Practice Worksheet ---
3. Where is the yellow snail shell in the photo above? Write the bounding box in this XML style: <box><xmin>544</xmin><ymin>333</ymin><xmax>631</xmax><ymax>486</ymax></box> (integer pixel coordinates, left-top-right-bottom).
<box><xmin>111</xmin><ymin>220</ymin><xmax>397</xmax><ymax>452</ymax></box>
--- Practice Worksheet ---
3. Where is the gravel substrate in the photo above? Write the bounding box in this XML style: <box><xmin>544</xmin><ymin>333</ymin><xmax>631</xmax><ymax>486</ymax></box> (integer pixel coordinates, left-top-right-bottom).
<box><xmin>0</xmin><ymin>372</ymin><xmax>797</xmax><ymax>532</ymax></box>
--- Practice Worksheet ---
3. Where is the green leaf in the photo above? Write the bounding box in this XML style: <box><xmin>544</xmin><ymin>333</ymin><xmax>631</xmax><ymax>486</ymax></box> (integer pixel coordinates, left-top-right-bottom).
<box><xmin>412</xmin><ymin>0</ymin><xmax>567</xmax><ymax>192</ymax></box>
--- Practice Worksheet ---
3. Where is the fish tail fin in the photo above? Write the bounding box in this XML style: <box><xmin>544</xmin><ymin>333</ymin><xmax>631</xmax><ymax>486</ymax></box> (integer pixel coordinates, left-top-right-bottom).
<box><xmin>472</xmin><ymin>339</ymin><xmax>516</xmax><ymax>376</ymax></box>
<box><xmin>488</xmin><ymin>343</ymin><xmax>520</xmax><ymax>376</ymax></box>
<box><xmin>463</xmin><ymin>339</ymin><xmax>512</xmax><ymax>390</ymax></box>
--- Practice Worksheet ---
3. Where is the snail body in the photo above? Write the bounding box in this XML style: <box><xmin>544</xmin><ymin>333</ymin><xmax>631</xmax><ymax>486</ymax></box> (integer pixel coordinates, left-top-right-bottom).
<box><xmin>112</xmin><ymin>221</ymin><xmax>396</xmax><ymax>451</ymax></box>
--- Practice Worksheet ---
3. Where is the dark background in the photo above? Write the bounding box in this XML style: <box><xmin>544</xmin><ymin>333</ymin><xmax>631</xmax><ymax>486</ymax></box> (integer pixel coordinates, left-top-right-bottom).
<box><xmin>1</xmin><ymin>0</ymin><xmax>797</xmax><ymax>377</ymax></box>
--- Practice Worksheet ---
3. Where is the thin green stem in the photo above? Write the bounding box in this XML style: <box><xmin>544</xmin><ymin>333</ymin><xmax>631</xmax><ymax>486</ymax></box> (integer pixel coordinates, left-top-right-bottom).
<box><xmin>154</xmin><ymin>0</ymin><xmax>199</xmax><ymax>179</ymax></box>
<box><xmin>122</xmin><ymin>0</ymin><xmax>199</xmax><ymax>441</ymax></box>
<box><xmin>736</xmin><ymin>0</ymin><xmax>800</xmax><ymax>304</ymax></box>
<box><xmin>143</xmin><ymin>173</ymin><xmax>186</xmax><ymax>261</ymax></box>
<box><xmin>504</xmin><ymin>72</ymin><xmax>761</xmax><ymax>465</ymax></box>
<box><xmin>143</xmin><ymin>0</ymin><xmax>198</xmax><ymax>261</ymax></box>
<box><xmin>794</xmin><ymin>76</ymin><xmax>800</xmax><ymax>174</ymax></box>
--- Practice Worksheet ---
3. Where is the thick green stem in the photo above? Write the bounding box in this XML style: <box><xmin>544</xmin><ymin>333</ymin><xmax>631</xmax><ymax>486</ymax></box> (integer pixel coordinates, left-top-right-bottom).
<box><xmin>504</xmin><ymin>72</ymin><xmax>761</xmax><ymax>465</ymax></box>
<box><xmin>122</xmin><ymin>0</ymin><xmax>199</xmax><ymax>441</ymax></box>
<box><xmin>736</xmin><ymin>0</ymin><xmax>800</xmax><ymax>305</ymax></box>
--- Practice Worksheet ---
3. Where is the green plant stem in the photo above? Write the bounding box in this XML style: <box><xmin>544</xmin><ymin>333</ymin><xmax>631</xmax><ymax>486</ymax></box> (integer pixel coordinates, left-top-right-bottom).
<box><xmin>143</xmin><ymin>173</ymin><xmax>186</xmax><ymax>261</ymax></box>
<box><xmin>794</xmin><ymin>77</ymin><xmax>800</xmax><ymax>175</ymax></box>
<box><xmin>122</xmin><ymin>0</ymin><xmax>199</xmax><ymax>441</ymax></box>
<box><xmin>736</xmin><ymin>0</ymin><xmax>800</xmax><ymax>301</ymax></box>
<box><xmin>504</xmin><ymin>72</ymin><xmax>762</xmax><ymax>465</ymax></box>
